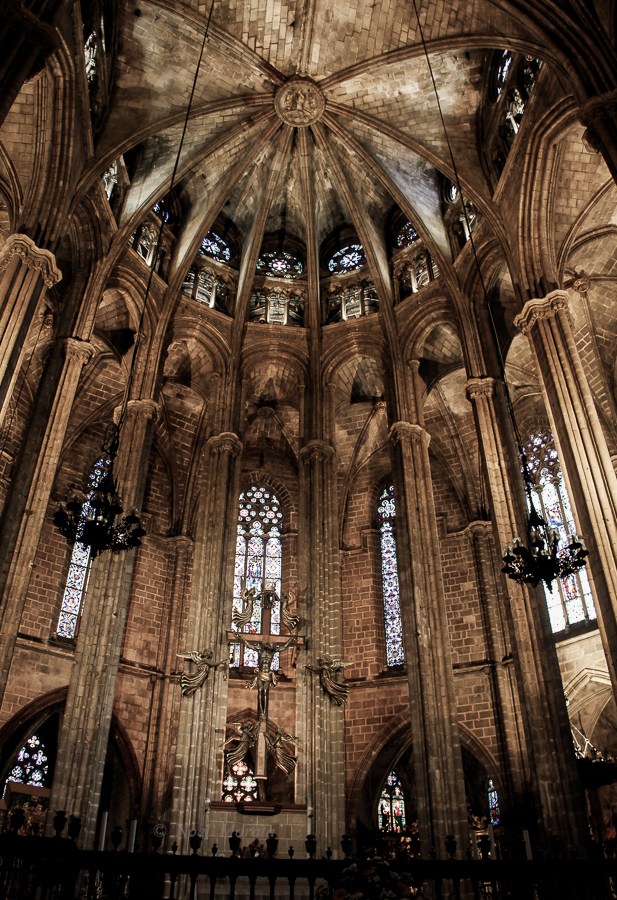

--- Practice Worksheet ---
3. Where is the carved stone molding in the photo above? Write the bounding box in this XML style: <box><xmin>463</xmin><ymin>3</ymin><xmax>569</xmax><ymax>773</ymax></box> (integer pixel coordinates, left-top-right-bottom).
<box><xmin>514</xmin><ymin>290</ymin><xmax>571</xmax><ymax>335</ymax></box>
<box><xmin>579</xmin><ymin>89</ymin><xmax>617</xmax><ymax>129</ymax></box>
<box><xmin>114</xmin><ymin>398</ymin><xmax>160</xmax><ymax>425</ymax></box>
<box><xmin>0</xmin><ymin>234</ymin><xmax>62</xmax><ymax>288</ymax></box>
<box><xmin>299</xmin><ymin>439</ymin><xmax>335</xmax><ymax>465</ymax></box>
<box><xmin>389</xmin><ymin>420</ymin><xmax>430</xmax><ymax>449</ymax></box>
<box><xmin>465</xmin><ymin>376</ymin><xmax>497</xmax><ymax>402</ymax></box>
<box><xmin>63</xmin><ymin>338</ymin><xmax>95</xmax><ymax>366</ymax></box>
<box><xmin>274</xmin><ymin>77</ymin><xmax>325</xmax><ymax>127</ymax></box>
<box><xmin>208</xmin><ymin>432</ymin><xmax>243</xmax><ymax>457</ymax></box>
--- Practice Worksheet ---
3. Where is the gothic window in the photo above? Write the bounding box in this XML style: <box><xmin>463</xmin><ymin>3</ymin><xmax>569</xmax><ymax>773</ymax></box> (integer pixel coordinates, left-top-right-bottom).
<box><xmin>395</xmin><ymin>222</ymin><xmax>418</xmax><ymax>249</ymax></box>
<box><xmin>102</xmin><ymin>161</ymin><xmax>118</xmax><ymax>200</ymax></box>
<box><xmin>493</xmin><ymin>50</ymin><xmax>513</xmax><ymax>99</ymax></box>
<box><xmin>342</xmin><ymin>285</ymin><xmax>362</xmax><ymax>319</ymax></box>
<box><xmin>378</xmin><ymin>770</ymin><xmax>407</xmax><ymax>832</ymax></box>
<box><xmin>328</xmin><ymin>243</ymin><xmax>365</xmax><ymax>274</ymax></box>
<box><xmin>231</xmin><ymin>485</ymin><xmax>284</xmax><ymax>668</ymax></box>
<box><xmin>256</xmin><ymin>250</ymin><xmax>303</xmax><ymax>280</ymax></box>
<box><xmin>56</xmin><ymin>456</ymin><xmax>110</xmax><ymax>639</ymax></box>
<box><xmin>200</xmin><ymin>231</ymin><xmax>232</xmax><ymax>263</ymax></box>
<box><xmin>3</xmin><ymin>734</ymin><xmax>49</xmax><ymax>795</ymax></box>
<box><xmin>523</xmin><ymin>430</ymin><xmax>596</xmax><ymax>633</ymax></box>
<box><xmin>222</xmin><ymin>759</ymin><xmax>259</xmax><ymax>803</ymax></box>
<box><xmin>152</xmin><ymin>199</ymin><xmax>171</xmax><ymax>223</ymax></box>
<box><xmin>488</xmin><ymin>777</ymin><xmax>500</xmax><ymax>825</ymax></box>
<box><xmin>378</xmin><ymin>485</ymin><xmax>405</xmax><ymax>667</ymax></box>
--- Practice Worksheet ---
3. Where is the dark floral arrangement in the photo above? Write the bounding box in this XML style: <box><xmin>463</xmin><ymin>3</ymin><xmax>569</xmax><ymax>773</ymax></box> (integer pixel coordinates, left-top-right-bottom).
<box><xmin>317</xmin><ymin>854</ymin><xmax>422</xmax><ymax>899</ymax></box>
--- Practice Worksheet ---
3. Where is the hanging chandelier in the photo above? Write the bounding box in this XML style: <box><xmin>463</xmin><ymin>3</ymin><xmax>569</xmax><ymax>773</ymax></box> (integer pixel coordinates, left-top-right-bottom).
<box><xmin>501</xmin><ymin>448</ymin><xmax>588</xmax><ymax>589</ymax></box>
<box><xmin>54</xmin><ymin>425</ymin><xmax>145</xmax><ymax>558</ymax></box>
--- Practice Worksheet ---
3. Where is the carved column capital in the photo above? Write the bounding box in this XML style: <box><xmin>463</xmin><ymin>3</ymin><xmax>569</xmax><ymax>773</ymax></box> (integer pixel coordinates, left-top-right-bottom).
<box><xmin>579</xmin><ymin>89</ymin><xmax>617</xmax><ymax>130</ymax></box>
<box><xmin>514</xmin><ymin>290</ymin><xmax>571</xmax><ymax>335</ymax></box>
<box><xmin>300</xmin><ymin>439</ymin><xmax>335</xmax><ymax>464</ymax></box>
<box><xmin>0</xmin><ymin>234</ymin><xmax>62</xmax><ymax>287</ymax></box>
<box><xmin>465</xmin><ymin>376</ymin><xmax>497</xmax><ymax>402</ymax></box>
<box><xmin>64</xmin><ymin>338</ymin><xmax>95</xmax><ymax>365</ymax></box>
<box><xmin>208</xmin><ymin>432</ymin><xmax>242</xmax><ymax>457</ymax></box>
<box><xmin>389</xmin><ymin>420</ymin><xmax>430</xmax><ymax>449</ymax></box>
<box><xmin>114</xmin><ymin>398</ymin><xmax>160</xmax><ymax>425</ymax></box>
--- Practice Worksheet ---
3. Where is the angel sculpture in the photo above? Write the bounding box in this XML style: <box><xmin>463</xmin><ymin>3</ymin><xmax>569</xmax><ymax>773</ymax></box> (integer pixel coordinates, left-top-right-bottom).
<box><xmin>232</xmin><ymin>588</ymin><xmax>256</xmax><ymax>630</ymax></box>
<box><xmin>266</xmin><ymin>724</ymin><xmax>298</xmax><ymax>776</ymax></box>
<box><xmin>281</xmin><ymin>591</ymin><xmax>300</xmax><ymax>632</ymax></box>
<box><xmin>224</xmin><ymin>720</ymin><xmax>260</xmax><ymax>768</ymax></box>
<box><xmin>306</xmin><ymin>654</ymin><xmax>352</xmax><ymax>706</ymax></box>
<box><xmin>176</xmin><ymin>648</ymin><xmax>227</xmax><ymax>697</ymax></box>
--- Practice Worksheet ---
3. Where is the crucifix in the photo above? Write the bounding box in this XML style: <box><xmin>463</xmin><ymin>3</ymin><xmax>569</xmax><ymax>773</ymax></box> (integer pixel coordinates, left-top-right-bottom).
<box><xmin>228</xmin><ymin>587</ymin><xmax>302</xmax><ymax>793</ymax></box>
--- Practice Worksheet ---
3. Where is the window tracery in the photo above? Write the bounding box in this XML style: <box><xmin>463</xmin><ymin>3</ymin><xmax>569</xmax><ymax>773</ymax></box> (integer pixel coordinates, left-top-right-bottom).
<box><xmin>222</xmin><ymin>759</ymin><xmax>259</xmax><ymax>803</ymax></box>
<box><xmin>328</xmin><ymin>243</ymin><xmax>366</xmax><ymax>274</ymax></box>
<box><xmin>523</xmin><ymin>430</ymin><xmax>596</xmax><ymax>633</ymax></box>
<box><xmin>378</xmin><ymin>485</ymin><xmax>404</xmax><ymax>667</ymax></box>
<box><xmin>200</xmin><ymin>231</ymin><xmax>232</xmax><ymax>263</ymax></box>
<box><xmin>3</xmin><ymin>734</ymin><xmax>49</xmax><ymax>795</ymax></box>
<box><xmin>182</xmin><ymin>265</ymin><xmax>233</xmax><ymax>315</ymax></box>
<box><xmin>231</xmin><ymin>485</ymin><xmax>284</xmax><ymax>669</ymax></box>
<box><xmin>378</xmin><ymin>770</ymin><xmax>407</xmax><ymax>832</ymax></box>
<box><xmin>325</xmin><ymin>280</ymin><xmax>379</xmax><ymax>323</ymax></box>
<box><xmin>395</xmin><ymin>222</ymin><xmax>418</xmax><ymax>249</ymax></box>
<box><xmin>256</xmin><ymin>250</ymin><xmax>303</xmax><ymax>280</ymax></box>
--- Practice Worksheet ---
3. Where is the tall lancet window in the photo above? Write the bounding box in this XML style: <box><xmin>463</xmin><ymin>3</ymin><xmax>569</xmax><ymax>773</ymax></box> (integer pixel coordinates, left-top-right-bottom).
<box><xmin>378</xmin><ymin>485</ymin><xmax>405</xmax><ymax>666</ymax></box>
<box><xmin>378</xmin><ymin>770</ymin><xmax>407</xmax><ymax>832</ymax></box>
<box><xmin>231</xmin><ymin>484</ymin><xmax>283</xmax><ymax>668</ymax></box>
<box><xmin>56</xmin><ymin>455</ymin><xmax>110</xmax><ymax>639</ymax></box>
<box><xmin>523</xmin><ymin>430</ymin><xmax>596</xmax><ymax>633</ymax></box>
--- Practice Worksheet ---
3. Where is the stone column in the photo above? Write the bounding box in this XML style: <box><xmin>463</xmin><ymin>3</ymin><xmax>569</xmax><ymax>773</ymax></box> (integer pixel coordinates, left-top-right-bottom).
<box><xmin>0</xmin><ymin>337</ymin><xmax>95</xmax><ymax>701</ymax></box>
<box><xmin>465</xmin><ymin>519</ymin><xmax>526</xmax><ymax>815</ymax></box>
<box><xmin>466</xmin><ymin>375</ymin><xmax>587</xmax><ymax>849</ymax></box>
<box><xmin>141</xmin><ymin>534</ymin><xmax>194</xmax><ymax>828</ymax></box>
<box><xmin>300</xmin><ymin>439</ymin><xmax>346</xmax><ymax>854</ymax></box>
<box><xmin>48</xmin><ymin>398</ymin><xmax>159</xmax><ymax>846</ymax></box>
<box><xmin>0</xmin><ymin>234</ymin><xmax>62</xmax><ymax>431</ymax></box>
<box><xmin>389</xmin><ymin>418</ymin><xmax>468</xmax><ymax>857</ymax></box>
<box><xmin>515</xmin><ymin>290</ymin><xmax>617</xmax><ymax>694</ymax></box>
<box><xmin>579</xmin><ymin>89</ymin><xmax>617</xmax><ymax>186</ymax></box>
<box><xmin>169</xmin><ymin>432</ymin><xmax>242</xmax><ymax>852</ymax></box>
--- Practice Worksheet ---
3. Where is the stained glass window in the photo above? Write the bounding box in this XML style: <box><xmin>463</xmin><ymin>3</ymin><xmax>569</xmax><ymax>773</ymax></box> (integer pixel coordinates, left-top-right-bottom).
<box><xmin>494</xmin><ymin>50</ymin><xmax>513</xmax><ymax>98</ymax></box>
<box><xmin>256</xmin><ymin>250</ymin><xmax>303</xmax><ymax>280</ymax></box>
<box><xmin>200</xmin><ymin>231</ymin><xmax>232</xmax><ymax>263</ymax></box>
<box><xmin>378</xmin><ymin>770</ymin><xmax>406</xmax><ymax>832</ymax></box>
<box><xmin>56</xmin><ymin>456</ymin><xmax>110</xmax><ymax>640</ymax></box>
<box><xmin>328</xmin><ymin>243</ymin><xmax>365</xmax><ymax>274</ymax></box>
<box><xmin>523</xmin><ymin>431</ymin><xmax>596</xmax><ymax>633</ymax></box>
<box><xmin>231</xmin><ymin>485</ymin><xmax>283</xmax><ymax>668</ymax></box>
<box><xmin>222</xmin><ymin>760</ymin><xmax>259</xmax><ymax>803</ymax></box>
<box><xmin>395</xmin><ymin>222</ymin><xmax>418</xmax><ymax>249</ymax></box>
<box><xmin>488</xmin><ymin>777</ymin><xmax>500</xmax><ymax>825</ymax></box>
<box><xmin>3</xmin><ymin>735</ymin><xmax>49</xmax><ymax>796</ymax></box>
<box><xmin>378</xmin><ymin>485</ymin><xmax>405</xmax><ymax>666</ymax></box>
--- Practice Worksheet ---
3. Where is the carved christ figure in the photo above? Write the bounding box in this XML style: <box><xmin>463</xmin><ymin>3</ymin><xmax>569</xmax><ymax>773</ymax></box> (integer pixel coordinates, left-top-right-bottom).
<box><xmin>233</xmin><ymin>631</ymin><xmax>298</xmax><ymax>721</ymax></box>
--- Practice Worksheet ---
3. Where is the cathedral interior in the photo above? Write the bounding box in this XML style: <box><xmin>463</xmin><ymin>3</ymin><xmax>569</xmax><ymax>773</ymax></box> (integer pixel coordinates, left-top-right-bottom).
<box><xmin>1</xmin><ymin>0</ymin><xmax>617</xmax><ymax>869</ymax></box>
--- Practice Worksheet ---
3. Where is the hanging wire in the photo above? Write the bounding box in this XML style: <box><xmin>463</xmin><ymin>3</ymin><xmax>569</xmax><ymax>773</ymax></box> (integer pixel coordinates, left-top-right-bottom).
<box><xmin>409</xmin><ymin>0</ymin><xmax>588</xmax><ymax>588</ymax></box>
<box><xmin>115</xmin><ymin>0</ymin><xmax>217</xmax><ymax>434</ymax></box>
<box><xmin>408</xmin><ymin>0</ymin><xmax>525</xmax><ymax>446</ymax></box>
